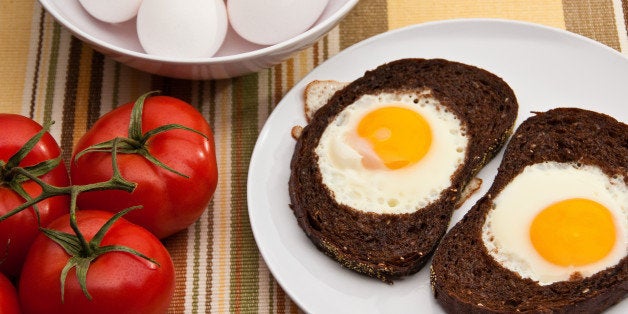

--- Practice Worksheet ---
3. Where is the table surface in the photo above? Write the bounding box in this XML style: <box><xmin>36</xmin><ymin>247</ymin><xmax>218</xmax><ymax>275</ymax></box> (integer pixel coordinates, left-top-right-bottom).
<box><xmin>1</xmin><ymin>0</ymin><xmax>627</xmax><ymax>313</ymax></box>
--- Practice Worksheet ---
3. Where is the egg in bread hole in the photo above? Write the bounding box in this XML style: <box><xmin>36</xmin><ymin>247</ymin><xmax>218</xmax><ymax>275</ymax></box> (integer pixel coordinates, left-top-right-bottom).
<box><xmin>482</xmin><ymin>161</ymin><xmax>627</xmax><ymax>285</ymax></box>
<box><xmin>311</xmin><ymin>90</ymin><xmax>469</xmax><ymax>214</ymax></box>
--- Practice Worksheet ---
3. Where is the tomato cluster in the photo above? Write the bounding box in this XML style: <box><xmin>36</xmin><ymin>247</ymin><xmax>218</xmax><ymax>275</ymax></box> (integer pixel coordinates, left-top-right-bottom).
<box><xmin>0</xmin><ymin>93</ymin><xmax>218</xmax><ymax>313</ymax></box>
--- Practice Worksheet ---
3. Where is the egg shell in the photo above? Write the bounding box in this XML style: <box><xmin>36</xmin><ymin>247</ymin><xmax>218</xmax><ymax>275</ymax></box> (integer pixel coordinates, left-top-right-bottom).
<box><xmin>137</xmin><ymin>0</ymin><xmax>228</xmax><ymax>58</ymax></box>
<box><xmin>227</xmin><ymin>0</ymin><xmax>329</xmax><ymax>45</ymax></box>
<box><xmin>79</xmin><ymin>0</ymin><xmax>143</xmax><ymax>24</ymax></box>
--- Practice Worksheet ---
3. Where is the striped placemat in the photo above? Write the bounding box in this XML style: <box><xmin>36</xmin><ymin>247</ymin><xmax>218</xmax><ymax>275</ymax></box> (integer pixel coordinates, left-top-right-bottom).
<box><xmin>0</xmin><ymin>0</ymin><xmax>626</xmax><ymax>313</ymax></box>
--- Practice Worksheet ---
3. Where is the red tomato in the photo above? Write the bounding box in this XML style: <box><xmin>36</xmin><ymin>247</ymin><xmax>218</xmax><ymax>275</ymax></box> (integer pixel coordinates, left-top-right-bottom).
<box><xmin>70</xmin><ymin>95</ymin><xmax>218</xmax><ymax>239</ymax></box>
<box><xmin>0</xmin><ymin>272</ymin><xmax>20</xmax><ymax>314</ymax></box>
<box><xmin>0</xmin><ymin>114</ymin><xmax>70</xmax><ymax>279</ymax></box>
<box><xmin>19</xmin><ymin>210</ymin><xmax>175</xmax><ymax>314</ymax></box>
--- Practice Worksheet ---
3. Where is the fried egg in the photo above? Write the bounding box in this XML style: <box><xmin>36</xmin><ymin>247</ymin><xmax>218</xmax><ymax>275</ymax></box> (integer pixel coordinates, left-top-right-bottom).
<box><xmin>314</xmin><ymin>91</ymin><xmax>468</xmax><ymax>214</ymax></box>
<box><xmin>482</xmin><ymin>161</ymin><xmax>627</xmax><ymax>285</ymax></box>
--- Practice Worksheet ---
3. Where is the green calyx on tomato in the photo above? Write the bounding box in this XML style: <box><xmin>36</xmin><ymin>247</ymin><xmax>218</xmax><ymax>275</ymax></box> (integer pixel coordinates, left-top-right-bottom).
<box><xmin>41</xmin><ymin>206</ymin><xmax>158</xmax><ymax>301</ymax></box>
<box><xmin>74</xmin><ymin>91</ymin><xmax>207</xmax><ymax>178</ymax></box>
<box><xmin>3</xmin><ymin>138</ymin><xmax>159</xmax><ymax>302</ymax></box>
<box><xmin>0</xmin><ymin>120</ymin><xmax>61</xmax><ymax>224</ymax></box>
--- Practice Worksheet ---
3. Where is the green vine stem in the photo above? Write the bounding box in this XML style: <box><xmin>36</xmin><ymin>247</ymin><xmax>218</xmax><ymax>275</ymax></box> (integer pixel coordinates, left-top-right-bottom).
<box><xmin>0</xmin><ymin>120</ymin><xmax>61</xmax><ymax>224</ymax></box>
<box><xmin>0</xmin><ymin>137</ymin><xmax>158</xmax><ymax>302</ymax></box>
<box><xmin>74</xmin><ymin>91</ymin><xmax>208</xmax><ymax>178</ymax></box>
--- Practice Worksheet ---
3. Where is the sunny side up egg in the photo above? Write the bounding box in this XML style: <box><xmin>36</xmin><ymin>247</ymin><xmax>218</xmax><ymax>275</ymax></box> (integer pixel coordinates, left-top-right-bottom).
<box><xmin>482</xmin><ymin>161</ymin><xmax>628</xmax><ymax>285</ymax></box>
<box><xmin>315</xmin><ymin>91</ymin><xmax>468</xmax><ymax>215</ymax></box>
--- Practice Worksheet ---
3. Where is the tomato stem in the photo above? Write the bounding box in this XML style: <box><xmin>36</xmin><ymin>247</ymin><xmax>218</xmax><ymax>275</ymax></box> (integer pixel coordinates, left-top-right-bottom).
<box><xmin>0</xmin><ymin>121</ymin><xmax>61</xmax><ymax>223</ymax></box>
<box><xmin>3</xmin><ymin>137</ymin><xmax>159</xmax><ymax>302</ymax></box>
<box><xmin>1</xmin><ymin>121</ymin><xmax>161</xmax><ymax>303</ymax></box>
<box><xmin>73</xmin><ymin>91</ymin><xmax>208</xmax><ymax>178</ymax></box>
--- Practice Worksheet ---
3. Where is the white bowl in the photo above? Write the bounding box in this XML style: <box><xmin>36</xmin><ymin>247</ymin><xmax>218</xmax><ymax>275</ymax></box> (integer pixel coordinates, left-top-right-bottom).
<box><xmin>39</xmin><ymin>0</ymin><xmax>359</xmax><ymax>80</ymax></box>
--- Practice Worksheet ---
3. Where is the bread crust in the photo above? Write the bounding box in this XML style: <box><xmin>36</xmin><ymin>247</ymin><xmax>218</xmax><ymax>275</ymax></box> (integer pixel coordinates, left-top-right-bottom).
<box><xmin>431</xmin><ymin>108</ymin><xmax>628</xmax><ymax>312</ymax></box>
<box><xmin>289</xmin><ymin>58</ymin><xmax>518</xmax><ymax>281</ymax></box>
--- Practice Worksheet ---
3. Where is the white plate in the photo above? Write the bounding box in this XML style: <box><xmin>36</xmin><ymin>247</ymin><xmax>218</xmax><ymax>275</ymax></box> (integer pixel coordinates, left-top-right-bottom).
<box><xmin>247</xmin><ymin>19</ymin><xmax>628</xmax><ymax>314</ymax></box>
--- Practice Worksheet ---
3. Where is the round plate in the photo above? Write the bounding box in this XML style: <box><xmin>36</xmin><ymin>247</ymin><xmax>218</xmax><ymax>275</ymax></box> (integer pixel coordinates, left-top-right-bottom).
<box><xmin>247</xmin><ymin>19</ymin><xmax>627</xmax><ymax>313</ymax></box>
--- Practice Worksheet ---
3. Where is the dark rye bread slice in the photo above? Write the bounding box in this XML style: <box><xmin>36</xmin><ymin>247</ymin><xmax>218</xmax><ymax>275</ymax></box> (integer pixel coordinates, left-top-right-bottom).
<box><xmin>430</xmin><ymin>108</ymin><xmax>628</xmax><ymax>312</ymax></box>
<box><xmin>289</xmin><ymin>58</ymin><xmax>518</xmax><ymax>282</ymax></box>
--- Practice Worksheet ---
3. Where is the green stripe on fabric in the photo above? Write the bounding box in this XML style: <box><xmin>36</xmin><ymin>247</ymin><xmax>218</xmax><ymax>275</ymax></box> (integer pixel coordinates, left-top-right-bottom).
<box><xmin>268</xmin><ymin>272</ymin><xmax>275</xmax><ymax>314</ymax></box>
<box><xmin>229</xmin><ymin>73</ymin><xmax>260</xmax><ymax>313</ymax></box>
<box><xmin>204</xmin><ymin>80</ymin><xmax>218</xmax><ymax>312</ymax></box>
<box><xmin>339</xmin><ymin>0</ymin><xmax>388</xmax><ymax>49</ymax></box>
<box><xmin>266</xmin><ymin>68</ymin><xmax>273</xmax><ymax>113</ymax></box>
<box><xmin>43</xmin><ymin>22</ymin><xmax>61</xmax><ymax>125</ymax></box>
<box><xmin>191</xmin><ymin>217</ymin><xmax>202</xmax><ymax>312</ymax></box>
<box><xmin>563</xmin><ymin>0</ymin><xmax>621</xmax><ymax>50</ymax></box>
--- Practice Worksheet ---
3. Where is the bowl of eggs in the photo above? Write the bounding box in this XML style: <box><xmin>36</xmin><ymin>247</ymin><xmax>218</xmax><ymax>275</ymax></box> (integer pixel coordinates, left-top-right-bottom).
<box><xmin>38</xmin><ymin>0</ymin><xmax>359</xmax><ymax>80</ymax></box>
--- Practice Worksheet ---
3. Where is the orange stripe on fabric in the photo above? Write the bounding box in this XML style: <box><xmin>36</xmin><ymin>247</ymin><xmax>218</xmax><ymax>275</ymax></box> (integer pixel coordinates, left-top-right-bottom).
<box><xmin>563</xmin><ymin>0</ymin><xmax>621</xmax><ymax>51</ymax></box>
<box><xmin>340</xmin><ymin>0</ymin><xmax>388</xmax><ymax>49</ymax></box>
<box><xmin>165</xmin><ymin>231</ymin><xmax>189</xmax><ymax>314</ymax></box>
<box><xmin>388</xmin><ymin>0</ymin><xmax>565</xmax><ymax>29</ymax></box>
<box><xmin>0</xmin><ymin>0</ymin><xmax>35</xmax><ymax>113</ymax></box>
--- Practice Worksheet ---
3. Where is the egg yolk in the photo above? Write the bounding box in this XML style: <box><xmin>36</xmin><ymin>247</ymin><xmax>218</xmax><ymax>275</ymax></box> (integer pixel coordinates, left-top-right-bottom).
<box><xmin>356</xmin><ymin>106</ymin><xmax>431</xmax><ymax>170</ymax></box>
<box><xmin>529</xmin><ymin>198</ymin><xmax>616</xmax><ymax>267</ymax></box>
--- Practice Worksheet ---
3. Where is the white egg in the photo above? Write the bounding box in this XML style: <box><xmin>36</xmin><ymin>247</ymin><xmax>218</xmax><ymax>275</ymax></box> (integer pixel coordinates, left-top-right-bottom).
<box><xmin>315</xmin><ymin>91</ymin><xmax>468</xmax><ymax>215</ymax></box>
<box><xmin>227</xmin><ymin>0</ymin><xmax>329</xmax><ymax>45</ymax></box>
<box><xmin>482</xmin><ymin>162</ymin><xmax>627</xmax><ymax>285</ymax></box>
<box><xmin>137</xmin><ymin>0</ymin><xmax>228</xmax><ymax>58</ymax></box>
<box><xmin>79</xmin><ymin>0</ymin><xmax>143</xmax><ymax>24</ymax></box>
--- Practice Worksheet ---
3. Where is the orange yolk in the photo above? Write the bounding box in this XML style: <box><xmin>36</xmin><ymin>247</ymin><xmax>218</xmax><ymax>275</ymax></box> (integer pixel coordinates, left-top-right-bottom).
<box><xmin>530</xmin><ymin>198</ymin><xmax>616</xmax><ymax>266</ymax></box>
<box><xmin>356</xmin><ymin>106</ymin><xmax>431</xmax><ymax>170</ymax></box>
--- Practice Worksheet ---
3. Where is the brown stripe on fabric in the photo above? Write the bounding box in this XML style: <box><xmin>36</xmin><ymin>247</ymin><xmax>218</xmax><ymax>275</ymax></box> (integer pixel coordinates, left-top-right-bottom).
<box><xmin>275</xmin><ymin>284</ymin><xmax>287</xmax><ymax>313</ymax></box>
<box><xmin>286</xmin><ymin>58</ymin><xmax>295</xmax><ymax>89</ymax></box>
<box><xmin>313</xmin><ymin>42</ymin><xmax>320</xmax><ymax>67</ymax></box>
<box><xmin>164</xmin><ymin>230</ymin><xmax>189</xmax><ymax>314</ymax></box>
<box><xmin>623</xmin><ymin>0</ymin><xmax>628</xmax><ymax>35</ymax></box>
<box><xmin>86</xmin><ymin>52</ymin><xmax>104</xmax><ymax>128</ymax></box>
<box><xmin>112</xmin><ymin>63</ymin><xmax>121</xmax><ymax>109</ymax></box>
<box><xmin>29</xmin><ymin>8</ymin><xmax>46</xmax><ymax>119</ymax></box>
<box><xmin>290</xmin><ymin>301</ymin><xmax>300</xmax><ymax>314</ymax></box>
<box><xmin>339</xmin><ymin>0</ymin><xmax>388</xmax><ymax>49</ymax></box>
<box><xmin>563</xmin><ymin>0</ymin><xmax>621</xmax><ymax>50</ymax></box>
<box><xmin>273</xmin><ymin>63</ymin><xmax>283</xmax><ymax>107</ymax></box>
<box><xmin>60</xmin><ymin>37</ymin><xmax>83</xmax><ymax>163</ymax></box>
<box><xmin>151</xmin><ymin>76</ymin><xmax>193</xmax><ymax>103</ymax></box>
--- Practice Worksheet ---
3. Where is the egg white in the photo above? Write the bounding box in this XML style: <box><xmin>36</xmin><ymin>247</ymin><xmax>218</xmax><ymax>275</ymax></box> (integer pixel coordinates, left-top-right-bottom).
<box><xmin>482</xmin><ymin>161</ymin><xmax>628</xmax><ymax>285</ymax></box>
<box><xmin>315</xmin><ymin>91</ymin><xmax>468</xmax><ymax>214</ymax></box>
